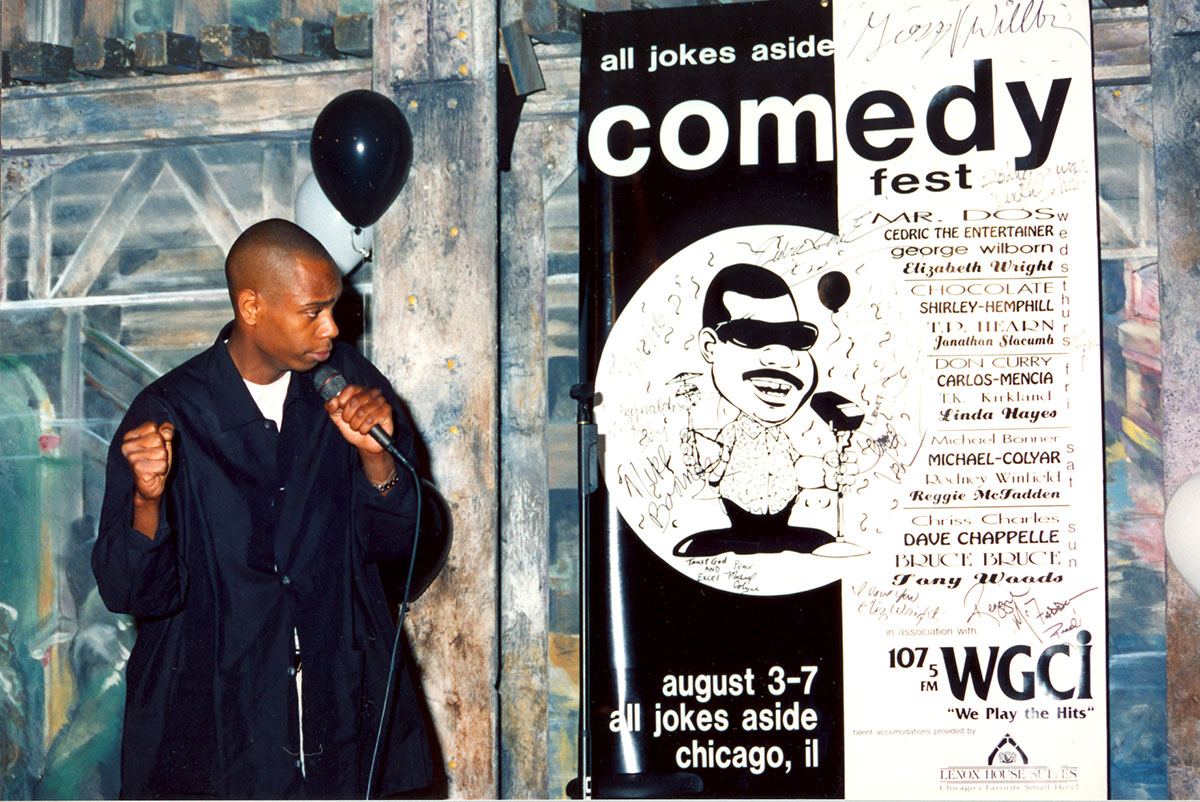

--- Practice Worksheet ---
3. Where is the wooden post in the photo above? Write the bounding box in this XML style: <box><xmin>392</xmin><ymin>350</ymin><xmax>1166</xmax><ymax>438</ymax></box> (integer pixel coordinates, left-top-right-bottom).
<box><xmin>371</xmin><ymin>0</ymin><xmax>498</xmax><ymax>796</ymax></box>
<box><xmin>498</xmin><ymin>111</ymin><xmax>551</xmax><ymax>800</ymax></box>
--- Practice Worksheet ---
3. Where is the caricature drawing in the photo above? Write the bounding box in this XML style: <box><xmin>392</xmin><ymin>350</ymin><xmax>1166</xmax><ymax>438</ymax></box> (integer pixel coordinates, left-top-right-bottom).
<box><xmin>675</xmin><ymin>263</ymin><xmax>862</xmax><ymax>557</ymax></box>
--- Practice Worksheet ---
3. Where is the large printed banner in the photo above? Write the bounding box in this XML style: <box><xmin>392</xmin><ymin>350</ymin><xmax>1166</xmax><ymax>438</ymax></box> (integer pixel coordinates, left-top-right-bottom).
<box><xmin>579</xmin><ymin>0</ymin><xmax>1105</xmax><ymax>797</ymax></box>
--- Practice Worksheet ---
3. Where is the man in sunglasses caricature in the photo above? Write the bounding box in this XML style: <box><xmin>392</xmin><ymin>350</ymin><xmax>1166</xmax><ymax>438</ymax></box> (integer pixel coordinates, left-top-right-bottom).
<box><xmin>676</xmin><ymin>263</ymin><xmax>857</xmax><ymax>557</ymax></box>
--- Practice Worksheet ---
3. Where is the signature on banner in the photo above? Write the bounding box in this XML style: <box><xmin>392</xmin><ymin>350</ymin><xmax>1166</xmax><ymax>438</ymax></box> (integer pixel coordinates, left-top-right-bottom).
<box><xmin>962</xmin><ymin>576</ymin><xmax>1097</xmax><ymax>641</ymax></box>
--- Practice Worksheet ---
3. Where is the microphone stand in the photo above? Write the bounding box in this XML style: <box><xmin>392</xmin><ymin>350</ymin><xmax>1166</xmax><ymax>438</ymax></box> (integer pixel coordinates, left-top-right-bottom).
<box><xmin>811</xmin><ymin>392</ymin><xmax>870</xmax><ymax>558</ymax></box>
<box><xmin>569</xmin><ymin>382</ymin><xmax>597</xmax><ymax>799</ymax></box>
<box><xmin>565</xmin><ymin>384</ymin><xmax>704</xmax><ymax>799</ymax></box>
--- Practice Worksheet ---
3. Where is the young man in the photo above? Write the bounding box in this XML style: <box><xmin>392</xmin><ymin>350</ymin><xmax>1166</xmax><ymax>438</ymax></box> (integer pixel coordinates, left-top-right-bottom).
<box><xmin>677</xmin><ymin>263</ymin><xmax>855</xmax><ymax>556</ymax></box>
<box><xmin>93</xmin><ymin>219</ymin><xmax>435</xmax><ymax>798</ymax></box>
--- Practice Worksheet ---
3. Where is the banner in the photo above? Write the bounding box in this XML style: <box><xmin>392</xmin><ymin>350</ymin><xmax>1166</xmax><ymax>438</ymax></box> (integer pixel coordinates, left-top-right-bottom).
<box><xmin>579</xmin><ymin>0</ymin><xmax>1105</xmax><ymax>797</ymax></box>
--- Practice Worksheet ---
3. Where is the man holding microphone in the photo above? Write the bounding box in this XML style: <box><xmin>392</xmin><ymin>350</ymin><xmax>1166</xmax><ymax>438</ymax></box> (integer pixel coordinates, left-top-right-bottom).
<box><xmin>93</xmin><ymin>219</ymin><xmax>437</xmax><ymax>798</ymax></box>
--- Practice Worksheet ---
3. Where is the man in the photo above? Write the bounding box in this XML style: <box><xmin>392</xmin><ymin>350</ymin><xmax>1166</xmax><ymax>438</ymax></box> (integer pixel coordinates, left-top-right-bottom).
<box><xmin>676</xmin><ymin>263</ymin><xmax>856</xmax><ymax>556</ymax></box>
<box><xmin>93</xmin><ymin>219</ymin><xmax>435</xmax><ymax>798</ymax></box>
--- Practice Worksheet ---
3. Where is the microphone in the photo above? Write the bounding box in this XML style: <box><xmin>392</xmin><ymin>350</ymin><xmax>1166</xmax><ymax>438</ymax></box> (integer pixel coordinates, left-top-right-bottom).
<box><xmin>810</xmin><ymin>391</ymin><xmax>865</xmax><ymax>434</ymax></box>
<box><xmin>313</xmin><ymin>364</ymin><xmax>404</xmax><ymax>460</ymax></box>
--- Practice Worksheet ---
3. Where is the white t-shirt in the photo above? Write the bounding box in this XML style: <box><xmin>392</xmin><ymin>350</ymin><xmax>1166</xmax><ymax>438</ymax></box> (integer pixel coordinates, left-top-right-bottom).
<box><xmin>243</xmin><ymin>371</ymin><xmax>291</xmax><ymax>429</ymax></box>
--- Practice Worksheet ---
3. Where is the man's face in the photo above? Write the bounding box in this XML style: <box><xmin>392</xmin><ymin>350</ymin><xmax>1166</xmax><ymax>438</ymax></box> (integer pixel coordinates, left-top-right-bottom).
<box><xmin>250</xmin><ymin>254</ymin><xmax>342</xmax><ymax>375</ymax></box>
<box><xmin>701</xmin><ymin>291</ymin><xmax>817</xmax><ymax>425</ymax></box>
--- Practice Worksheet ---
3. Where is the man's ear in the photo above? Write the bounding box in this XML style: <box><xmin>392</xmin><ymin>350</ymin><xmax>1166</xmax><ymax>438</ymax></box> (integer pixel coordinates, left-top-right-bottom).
<box><xmin>699</xmin><ymin>328</ymin><xmax>718</xmax><ymax>364</ymax></box>
<box><xmin>236</xmin><ymin>288</ymin><xmax>261</xmax><ymax>326</ymax></box>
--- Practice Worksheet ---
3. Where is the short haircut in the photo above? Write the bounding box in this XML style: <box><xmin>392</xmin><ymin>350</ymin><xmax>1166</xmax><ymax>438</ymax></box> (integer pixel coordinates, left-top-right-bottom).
<box><xmin>224</xmin><ymin>218</ymin><xmax>334</xmax><ymax>302</ymax></box>
<box><xmin>702</xmin><ymin>264</ymin><xmax>796</xmax><ymax>329</ymax></box>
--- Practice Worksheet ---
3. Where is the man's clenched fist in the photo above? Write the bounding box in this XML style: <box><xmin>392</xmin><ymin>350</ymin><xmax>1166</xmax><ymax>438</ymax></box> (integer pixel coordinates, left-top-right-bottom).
<box><xmin>122</xmin><ymin>421</ymin><xmax>175</xmax><ymax>505</ymax></box>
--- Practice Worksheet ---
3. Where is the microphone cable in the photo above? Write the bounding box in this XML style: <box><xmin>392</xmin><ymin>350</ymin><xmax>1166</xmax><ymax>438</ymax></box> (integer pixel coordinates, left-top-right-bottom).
<box><xmin>311</xmin><ymin>365</ymin><xmax>425</xmax><ymax>800</ymax></box>
<box><xmin>364</xmin><ymin>444</ymin><xmax>422</xmax><ymax>801</ymax></box>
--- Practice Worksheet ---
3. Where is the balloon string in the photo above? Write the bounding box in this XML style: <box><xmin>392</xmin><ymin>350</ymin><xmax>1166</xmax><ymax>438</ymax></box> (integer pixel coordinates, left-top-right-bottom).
<box><xmin>351</xmin><ymin>229</ymin><xmax>373</xmax><ymax>262</ymax></box>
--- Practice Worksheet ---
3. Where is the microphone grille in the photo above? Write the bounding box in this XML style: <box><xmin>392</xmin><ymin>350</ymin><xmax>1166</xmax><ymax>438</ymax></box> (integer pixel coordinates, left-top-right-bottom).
<box><xmin>313</xmin><ymin>364</ymin><xmax>347</xmax><ymax>402</ymax></box>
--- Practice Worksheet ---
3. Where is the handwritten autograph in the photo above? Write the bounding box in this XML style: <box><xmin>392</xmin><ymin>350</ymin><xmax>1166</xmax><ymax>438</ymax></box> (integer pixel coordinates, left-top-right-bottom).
<box><xmin>852</xmin><ymin>580</ymin><xmax>944</xmax><ymax>627</ymax></box>
<box><xmin>862</xmin><ymin>425</ymin><xmax>923</xmax><ymax>485</ymax></box>
<box><xmin>846</xmin><ymin>0</ymin><xmax>1088</xmax><ymax>63</ymax></box>
<box><xmin>962</xmin><ymin>579</ymin><xmax>1097</xmax><ymax>642</ymax></box>
<box><xmin>616</xmin><ymin>444</ymin><xmax>695</xmax><ymax>532</ymax></box>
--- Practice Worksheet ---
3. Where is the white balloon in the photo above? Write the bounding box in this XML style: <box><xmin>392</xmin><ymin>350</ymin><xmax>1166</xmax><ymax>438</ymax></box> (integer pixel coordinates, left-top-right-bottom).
<box><xmin>1164</xmin><ymin>471</ymin><xmax>1200</xmax><ymax>596</ymax></box>
<box><xmin>294</xmin><ymin>172</ymin><xmax>373</xmax><ymax>274</ymax></box>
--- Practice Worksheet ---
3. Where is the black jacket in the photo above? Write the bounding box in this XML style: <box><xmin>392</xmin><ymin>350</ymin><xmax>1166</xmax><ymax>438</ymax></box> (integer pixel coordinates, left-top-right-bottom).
<box><xmin>93</xmin><ymin>325</ymin><xmax>434</xmax><ymax>799</ymax></box>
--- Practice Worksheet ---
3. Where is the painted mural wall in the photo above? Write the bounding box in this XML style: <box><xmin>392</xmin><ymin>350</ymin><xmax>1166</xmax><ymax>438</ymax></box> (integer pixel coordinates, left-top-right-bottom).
<box><xmin>0</xmin><ymin>139</ymin><xmax>350</xmax><ymax>796</ymax></box>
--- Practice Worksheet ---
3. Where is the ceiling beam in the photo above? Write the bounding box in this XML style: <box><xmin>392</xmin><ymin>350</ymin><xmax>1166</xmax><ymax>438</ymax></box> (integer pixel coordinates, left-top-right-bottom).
<box><xmin>1</xmin><ymin>59</ymin><xmax>369</xmax><ymax>154</ymax></box>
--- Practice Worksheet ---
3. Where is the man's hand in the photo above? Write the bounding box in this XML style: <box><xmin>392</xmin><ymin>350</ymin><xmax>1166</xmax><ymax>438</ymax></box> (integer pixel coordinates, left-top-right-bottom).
<box><xmin>123</xmin><ymin>421</ymin><xmax>174</xmax><ymax>502</ymax></box>
<box><xmin>323</xmin><ymin>383</ymin><xmax>397</xmax><ymax>487</ymax></box>
<box><xmin>683</xmin><ymin>428</ymin><xmax>726</xmax><ymax>483</ymax></box>
<box><xmin>121</xmin><ymin>421</ymin><xmax>174</xmax><ymax>538</ymax></box>
<box><xmin>680</xmin><ymin>426</ymin><xmax>702</xmax><ymax>475</ymax></box>
<box><xmin>822</xmin><ymin>448</ymin><xmax>860</xmax><ymax>492</ymax></box>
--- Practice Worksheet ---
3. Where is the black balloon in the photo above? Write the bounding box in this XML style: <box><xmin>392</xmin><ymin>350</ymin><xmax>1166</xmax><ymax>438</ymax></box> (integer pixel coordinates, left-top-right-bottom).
<box><xmin>310</xmin><ymin>90</ymin><xmax>413</xmax><ymax>228</ymax></box>
<box><xmin>818</xmin><ymin>270</ymin><xmax>850</xmax><ymax>312</ymax></box>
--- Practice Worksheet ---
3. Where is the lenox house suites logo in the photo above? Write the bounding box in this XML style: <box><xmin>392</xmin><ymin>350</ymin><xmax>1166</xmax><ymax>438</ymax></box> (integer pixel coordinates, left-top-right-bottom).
<box><xmin>938</xmin><ymin>733</ymin><xmax>1080</xmax><ymax>793</ymax></box>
